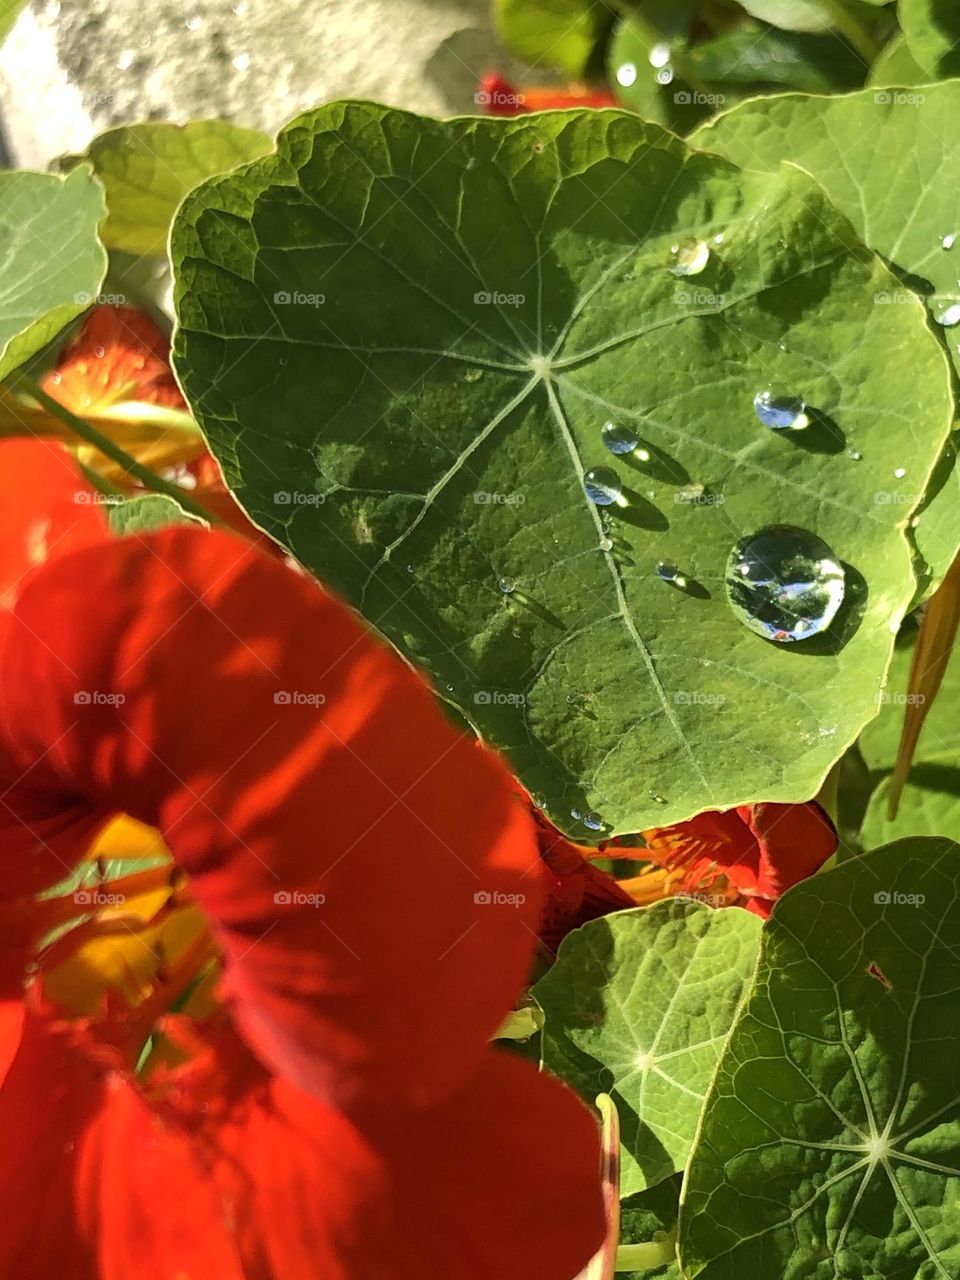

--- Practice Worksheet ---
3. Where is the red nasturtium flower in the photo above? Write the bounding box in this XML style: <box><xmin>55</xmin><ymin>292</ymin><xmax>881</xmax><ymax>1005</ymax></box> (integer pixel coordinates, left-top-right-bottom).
<box><xmin>626</xmin><ymin>803</ymin><xmax>838</xmax><ymax>918</ymax></box>
<box><xmin>478</xmin><ymin>72</ymin><xmax>618</xmax><ymax>116</ymax></box>
<box><xmin>0</xmin><ymin>442</ymin><xmax>604</xmax><ymax>1278</ymax></box>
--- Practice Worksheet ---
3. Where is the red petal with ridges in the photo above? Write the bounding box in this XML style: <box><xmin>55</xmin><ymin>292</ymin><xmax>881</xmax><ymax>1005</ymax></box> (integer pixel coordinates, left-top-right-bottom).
<box><xmin>0</xmin><ymin>528</ymin><xmax>542</xmax><ymax>1112</ymax></box>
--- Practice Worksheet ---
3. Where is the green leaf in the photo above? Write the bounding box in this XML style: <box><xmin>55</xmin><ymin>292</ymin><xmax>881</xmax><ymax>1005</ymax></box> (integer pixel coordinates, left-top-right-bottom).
<box><xmin>0</xmin><ymin>167</ymin><xmax>107</xmax><ymax>384</ymax></box>
<box><xmin>494</xmin><ymin>0</ymin><xmax>615</xmax><ymax>78</ymax></box>
<box><xmin>619</xmin><ymin>1174</ymin><xmax>682</xmax><ymax>1279</ymax></box>
<box><xmin>868</xmin><ymin>31</ymin><xmax>929</xmax><ymax>84</ymax></box>
<box><xmin>171</xmin><ymin>102</ymin><xmax>954</xmax><ymax>835</ymax></box>
<box><xmin>75</xmin><ymin>121</ymin><xmax>273</xmax><ymax>257</ymax></box>
<box><xmin>685</xmin><ymin>21</ymin><xmax>868</xmax><ymax>93</ymax></box>
<box><xmin>692</xmin><ymin>82</ymin><xmax>960</xmax><ymax>587</ymax></box>
<box><xmin>679</xmin><ymin>836</ymin><xmax>960</xmax><ymax>1280</ymax></box>
<box><xmin>608</xmin><ymin>16</ymin><xmax>710</xmax><ymax>133</ymax></box>
<box><xmin>534</xmin><ymin>901</ymin><xmax>761</xmax><ymax>1192</ymax></box>
<box><xmin>108</xmin><ymin>493</ymin><xmax>207</xmax><ymax>537</ymax></box>
<box><xmin>0</xmin><ymin>0</ymin><xmax>26</xmax><ymax>44</ymax></box>
<box><xmin>736</xmin><ymin>0</ymin><xmax>886</xmax><ymax>34</ymax></box>
<box><xmin>900</xmin><ymin>0</ymin><xmax>960</xmax><ymax>78</ymax></box>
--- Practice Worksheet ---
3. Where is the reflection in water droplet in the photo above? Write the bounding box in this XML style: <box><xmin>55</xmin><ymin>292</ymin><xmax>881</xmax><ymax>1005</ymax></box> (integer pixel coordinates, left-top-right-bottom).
<box><xmin>570</xmin><ymin>808</ymin><xmax>582</xmax><ymax>821</ymax></box>
<box><xmin>616</xmin><ymin>62</ymin><xmax>638</xmax><ymax>88</ymax></box>
<box><xmin>656</xmin><ymin>67</ymin><xmax>674</xmax><ymax>85</ymax></box>
<box><xmin>669</xmin><ymin>238</ymin><xmax>710</xmax><ymax>277</ymax></box>
<box><xmin>649</xmin><ymin>43</ymin><xmax>671</xmax><ymax>68</ymax></box>
<box><xmin>582</xmin><ymin>811</ymin><xmax>603</xmax><ymax>832</ymax></box>
<box><xmin>754</xmin><ymin>390</ymin><xmax>809</xmax><ymax>431</ymax></box>
<box><xmin>846</xmin><ymin>448</ymin><xmax>862</xmax><ymax>461</ymax></box>
<box><xmin>406</xmin><ymin>564</ymin><xmax>414</xmax><ymax>574</ymax></box>
<box><xmin>583</xmin><ymin>467</ymin><xmax>623</xmax><ymax>506</ymax></box>
<box><xmin>655</xmin><ymin>560</ymin><xmax>679</xmax><ymax>582</ymax></box>
<box><xmin>601</xmin><ymin>420</ymin><xmax>639</xmax><ymax>455</ymax></box>
<box><xmin>942</xmin><ymin>233</ymin><xmax>957</xmax><ymax>250</ymax></box>
<box><xmin>725</xmin><ymin>525</ymin><xmax>845</xmax><ymax>643</ymax></box>
<box><xmin>498</xmin><ymin>576</ymin><xmax>516</xmax><ymax>595</ymax></box>
<box><xmin>894</xmin><ymin>467</ymin><xmax>906</xmax><ymax>479</ymax></box>
<box><xmin>934</xmin><ymin>300</ymin><xmax>960</xmax><ymax>327</ymax></box>
<box><xmin>714</xmin><ymin>233</ymin><xmax>725</xmax><ymax>245</ymax></box>
<box><xmin>649</xmin><ymin>791</ymin><xmax>668</xmax><ymax>805</ymax></box>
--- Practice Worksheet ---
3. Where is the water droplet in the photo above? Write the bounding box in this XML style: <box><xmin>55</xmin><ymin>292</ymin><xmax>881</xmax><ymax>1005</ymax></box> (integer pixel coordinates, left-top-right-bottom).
<box><xmin>942</xmin><ymin>233</ymin><xmax>957</xmax><ymax>250</ymax></box>
<box><xmin>94</xmin><ymin>345</ymin><xmax>106</xmax><ymax>359</ymax></box>
<box><xmin>933</xmin><ymin>299</ymin><xmax>960</xmax><ymax>327</ymax></box>
<box><xmin>117</xmin><ymin>48</ymin><xmax>136</xmax><ymax>70</ymax></box>
<box><xmin>582</xmin><ymin>811</ymin><xmax>603</xmax><ymax>832</ymax></box>
<box><xmin>670</xmin><ymin>239</ymin><xmax>710</xmax><ymax>277</ymax></box>
<box><xmin>232</xmin><ymin>51</ymin><xmax>251</xmax><ymax>71</ymax></box>
<box><xmin>725</xmin><ymin>526</ymin><xmax>845</xmax><ymax>643</ymax></box>
<box><xmin>532</xmin><ymin>794</ymin><xmax>545</xmax><ymax>809</ymax></box>
<box><xmin>464</xmin><ymin>367</ymin><xmax>483</xmax><ymax>383</ymax></box>
<box><xmin>185</xmin><ymin>13</ymin><xmax>202</xmax><ymax>29</ymax></box>
<box><xmin>599</xmin><ymin>536</ymin><xmax>613</xmax><ymax>552</ymax></box>
<box><xmin>616</xmin><ymin>62</ymin><xmax>638</xmax><ymax>88</ymax></box>
<box><xmin>656</xmin><ymin>67</ymin><xmax>675</xmax><ymax>86</ymax></box>
<box><xmin>565</xmin><ymin>693</ymin><xmax>580</xmax><ymax>705</ymax></box>
<box><xmin>649</xmin><ymin>791</ymin><xmax>668</xmax><ymax>805</ymax></box>
<box><xmin>894</xmin><ymin>467</ymin><xmax>906</xmax><ymax>479</ymax></box>
<box><xmin>714</xmin><ymin>233</ymin><xmax>725</xmax><ymax>245</ymax></box>
<box><xmin>498</xmin><ymin>576</ymin><xmax>516</xmax><ymax>594</ymax></box>
<box><xmin>570</xmin><ymin>807</ymin><xmax>582</xmax><ymax>821</ymax></box>
<box><xmin>649</xmin><ymin>43</ymin><xmax>672</xmax><ymax>68</ymax></box>
<box><xmin>601</xmin><ymin>420</ymin><xmax>639</xmax><ymax>456</ymax></box>
<box><xmin>656</xmin><ymin>560</ymin><xmax>680</xmax><ymax>582</ymax></box>
<box><xmin>846</xmin><ymin>448</ymin><xmax>862</xmax><ymax>461</ymax></box>
<box><xmin>754</xmin><ymin>390</ymin><xmax>809</xmax><ymax>432</ymax></box>
<box><xmin>583</xmin><ymin>467</ymin><xmax>623</xmax><ymax>507</ymax></box>
<box><xmin>406</xmin><ymin>564</ymin><xmax>414</xmax><ymax>574</ymax></box>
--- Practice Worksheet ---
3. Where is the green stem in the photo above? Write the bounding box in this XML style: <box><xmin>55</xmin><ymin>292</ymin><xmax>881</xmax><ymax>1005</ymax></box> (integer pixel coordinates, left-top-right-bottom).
<box><xmin>823</xmin><ymin>0</ymin><xmax>881</xmax><ymax>64</ymax></box>
<box><xmin>10</xmin><ymin>374</ymin><xmax>223</xmax><ymax>527</ymax></box>
<box><xmin>615</xmin><ymin>1237</ymin><xmax>677</xmax><ymax>1271</ymax></box>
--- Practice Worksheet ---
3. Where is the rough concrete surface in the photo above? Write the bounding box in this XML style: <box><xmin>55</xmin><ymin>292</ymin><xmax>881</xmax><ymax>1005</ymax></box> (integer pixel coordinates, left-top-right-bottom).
<box><xmin>0</xmin><ymin>0</ymin><xmax>544</xmax><ymax>168</ymax></box>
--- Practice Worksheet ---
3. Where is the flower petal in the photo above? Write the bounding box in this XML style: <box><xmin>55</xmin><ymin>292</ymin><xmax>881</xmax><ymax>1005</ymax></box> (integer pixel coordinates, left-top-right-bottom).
<box><xmin>0</xmin><ymin>528</ymin><xmax>542</xmax><ymax>1110</ymax></box>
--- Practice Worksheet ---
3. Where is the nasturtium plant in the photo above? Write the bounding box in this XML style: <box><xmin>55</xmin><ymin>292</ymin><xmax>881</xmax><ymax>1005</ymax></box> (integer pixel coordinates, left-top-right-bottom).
<box><xmin>899</xmin><ymin>0</ymin><xmax>960</xmax><ymax>77</ymax></box>
<box><xmin>0</xmin><ymin>167</ymin><xmax>107</xmax><ymax>382</ymax></box>
<box><xmin>172</xmin><ymin>101</ymin><xmax>953</xmax><ymax>835</ymax></box>
<box><xmin>68</xmin><ymin>120</ymin><xmax>273</xmax><ymax>258</ymax></box>
<box><xmin>680</xmin><ymin>836</ymin><xmax>960</xmax><ymax>1280</ymax></box>
<box><xmin>107</xmin><ymin>492</ymin><xmax>206</xmax><ymax>536</ymax></box>
<box><xmin>495</xmin><ymin>0</ymin><xmax>615</xmax><ymax>78</ymax></box>
<box><xmin>693</xmin><ymin>81</ymin><xmax>960</xmax><ymax>588</ymax></box>
<box><xmin>534</xmin><ymin>899</ymin><xmax>761</xmax><ymax>1192</ymax></box>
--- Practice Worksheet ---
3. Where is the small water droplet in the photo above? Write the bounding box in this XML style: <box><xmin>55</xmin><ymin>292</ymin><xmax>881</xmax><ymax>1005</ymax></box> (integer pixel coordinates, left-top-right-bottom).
<box><xmin>601</xmin><ymin>420</ymin><xmax>639</xmax><ymax>455</ymax></box>
<box><xmin>616</xmin><ymin>62</ymin><xmax>638</xmax><ymax>88</ymax></box>
<box><xmin>725</xmin><ymin>525</ymin><xmax>845</xmax><ymax>643</ymax></box>
<box><xmin>649</xmin><ymin>43</ymin><xmax>672</xmax><ymax>68</ymax></box>
<box><xmin>599</xmin><ymin>536</ymin><xmax>613</xmax><ymax>552</ymax></box>
<box><xmin>846</xmin><ymin>448</ymin><xmax>862</xmax><ymax>461</ymax></box>
<box><xmin>582</xmin><ymin>811</ymin><xmax>603</xmax><ymax>832</ymax></box>
<box><xmin>942</xmin><ymin>233</ymin><xmax>957</xmax><ymax>250</ymax></box>
<box><xmin>649</xmin><ymin>791</ymin><xmax>668</xmax><ymax>805</ymax></box>
<box><xmin>406</xmin><ymin>564</ymin><xmax>414</xmax><ymax>574</ymax></box>
<box><xmin>933</xmin><ymin>299</ymin><xmax>960</xmax><ymax>327</ymax></box>
<box><xmin>655</xmin><ymin>67</ymin><xmax>675</xmax><ymax>85</ymax></box>
<box><xmin>894</xmin><ymin>467</ymin><xmax>906</xmax><ymax>479</ymax></box>
<box><xmin>754</xmin><ymin>390</ymin><xmax>809</xmax><ymax>431</ymax></box>
<box><xmin>570</xmin><ymin>807</ymin><xmax>582</xmax><ymax>821</ymax></box>
<box><xmin>583</xmin><ymin>466</ymin><xmax>623</xmax><ymax>507</ymax></box>
<box><xmin>656</xmin><ymin>560</ymin><xmax>680</xmax><ymax>582</ymax></box>
<box><xmin>670</xmin><ymin>239</ymin><xmax>710</xmax><ymax>277</ymax></box>
<box><xmin>498</xmin><ymin>576</ymin><xmax>516</xmax><ymax>595</ymax></box>
<box><xmin>714</xmin><ymin>233</ymin><xmax>725</xmax><ymax>245</ymax></box>
<box><xmin>464</xmin><ymin>367</ymin><xmax>483</xmax><ymax>383</ymax></box>
<box><xmin>565</xmin><ymin>693</ymin><xmax>579</xmax><ymax>705</ymax></box>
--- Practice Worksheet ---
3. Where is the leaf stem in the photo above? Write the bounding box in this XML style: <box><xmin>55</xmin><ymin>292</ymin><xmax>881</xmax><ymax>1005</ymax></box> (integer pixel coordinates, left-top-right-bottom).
<box><xmin>615</xmin><ymin>1237</ymin><xmax>677</xmax><ymax>1271</ymax></box>
<box><xmin>822</xmin><ymin>0</ymin><xmax>881</xmax><ymax>64</ymax></box>
<box><xmin>9</xmin><ymin>374</ymin><xmax>224</xmax><ymax>527</ymax></box>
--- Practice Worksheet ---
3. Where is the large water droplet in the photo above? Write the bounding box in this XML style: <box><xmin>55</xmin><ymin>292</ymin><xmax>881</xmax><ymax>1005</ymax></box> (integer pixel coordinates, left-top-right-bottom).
<box><xmin>942</xmin><ymin>233</ymin><xmax>957</xmax><ymax>250</ymax></box>
<box><xmin>670</xmin><ymin>239</ymin><xmax>710</xmax><ymax>277</ymax></box>
<box><xmin>754</xmin><ymin>390</ymin><xmax>809</xmax><ymax>432</ymax></box>
<box><xmin>656</xmin><ymin>559</ymin><xmax>680</xmax><ymax>582</ymax></box>
<box><xmin>602</xmin><ymin>420</ymin><xmax>639</xmax><ymax>455</ymax></box>
<box><xmin>582</xmin><ymin>811</ymin><xmax>604</xmax><ymax>832</ymax></box>
<box><xmin>726</xmin><ymin>526</ymin><xmax>845</xmax><ymax>643</ymax></box>
<box><xmin>649</xmin><ymin>43</ymin><xmax>672</xmax><ymax>68</ymax></box>
<box><xmin>934</xmin><ymin>299</ymin><xmax>960</xmax><ymax>327</ymax></box>
<box><xmin>616</xmin><ymin>62</ymin><xmax>638</xmax><ymax>88</ymax></box>
<box><xmin>498</xmin><ymin>576</ymin><xmax>516</xmax><ymax>595</ymax></box>
<box><xmin>583</xmin><ymin>467</ymin><xmax>623</xmax><ymax>506</ymax></box>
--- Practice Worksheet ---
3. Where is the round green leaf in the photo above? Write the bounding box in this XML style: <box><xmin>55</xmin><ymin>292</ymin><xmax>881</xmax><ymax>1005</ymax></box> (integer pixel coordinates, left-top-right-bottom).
<box><xmin>534</xmin><ymin>900</ymin><xmax>761</xmax><ymax>1192</ymax></box>
<box><xmin>171</xmin><ymin>102</ymin><xmax>953</xmax><ymax>835</ymax></box>
<box><xmin>0</xmin><ymin>167</ymin><xmax>107</xmax><ymax>383</ymax></box>
<box><xmin>75</xmin><ymin>120</ymin><xmax>272</xmax><ymax>258</ymax></box>
<box><xmin>494</xmin><ymin>0</ymin><xmax>614</xmax><ymax>79</ymax></box>
<box><xmin>693</xmin><ymin>81</ymin><xmax>960</xmax><ymax>587</ymax></box>
<box><xmin>680</xmin><ymin>836</ymin><xmax>960</xmax><ymax>1279</ymax></box>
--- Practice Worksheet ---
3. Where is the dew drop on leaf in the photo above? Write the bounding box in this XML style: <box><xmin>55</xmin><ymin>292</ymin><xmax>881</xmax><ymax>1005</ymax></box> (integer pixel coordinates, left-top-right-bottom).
<box><xmin>656</xmin><ymin>560</ymin><xmax>680</xmax><ymax>582</ymax></box>
<box><xmin>725</xmin><ymin>525</ymin><xmax>845</xmax><ymax>643</ymax></box>
<box><xmin>583</xmin><ymin>467</ymin><xmax>623</xmax><ymax>506</ymax></box>
<box><xmin>846</xmin><ymin>447</ymin><xmax>862</xmax><ymax>461</ymax></box>
<box><xmin>599</xmin><ymin>537</ymin><xmax>613</xmax><ymax>552</ymax></box>
<box><xmin>933</xmin><ymin>299</ymin><xmax>960</xmax><ymax>327</ymax></box>
<box><xmin>601</xmin><ymin>420</ymin><xmax>639</xmax><ymax>456</ymax></box>
<box><xmin>616</xmin><ymin>62</ymin><xmax>638</xmax><ymax>87</ymax></box>
<box><xmin>754</xmin><ymin>390</ymin><xmax>809</xmax><ymax>431</ymax></box>
<box><xmin>582</xmin><ymin>811</ymin><xmax>604</xmax><ymax>832</ymax></box>
<box><xmin>498</xmin><ymin>576</ymin><xmax>516</xmax><ymax>595</ymax></box>
<box><xmin>941</xmin><ymin>233</ymin><xmax>957</xmax><ymax>250</ymax></box>
<box><xmin>669</xmin><ymin>238</ymin><xmax>710</xmax><ymax>277</ymax></box>
<box><xmin>649</xmin><ymin>791</ymin><xmax>668</xmax><ymax>805</ymax></box>
<box><xmin>649</xmin><ymin>43</ymin><xmax>671</xmax><ymax>68</ymax></box>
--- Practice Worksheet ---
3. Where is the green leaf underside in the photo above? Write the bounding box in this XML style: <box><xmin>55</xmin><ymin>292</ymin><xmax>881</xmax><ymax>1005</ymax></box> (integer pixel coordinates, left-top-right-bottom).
<box><xmin>79</xmin><ymin>120</ymin><xmax>273</xmax><ymax>257</ymax></box>
<box><xmin>680</xmin><ymin>837</ymin><xmax>960</xmax><ymax>1279</ymax></box>
<box><xmin>859</xmin><ymin>635</ymin><xmax>960</xmax><ymax>847</ymax></box>
<box><xmin>108</xmin><ymin>493</ymin><xmax>206</xmax><ymax>536</ymax></box>
<box><xmin>0</xmin><ymin>167</ymin><xmax>107</xmax><ymax>383</ymax></box>
<box><xmin>535</xmin><ymin>900</ymin><xmax>761</xmax><ymax>1193</ymax></box>
<box><xmin>900</xmin><ymin>0</ymin><xmax>960</xmax><ymax>78</ymax></box>
<box><xmin>692</xmin><ymin>82</ymin><xmax>960</xmax><ymax>587</ymax></box>
<box><xmin>171</xmin><ymin>103</ymin><xmax>953</xmax><ymax>835</ymax></box>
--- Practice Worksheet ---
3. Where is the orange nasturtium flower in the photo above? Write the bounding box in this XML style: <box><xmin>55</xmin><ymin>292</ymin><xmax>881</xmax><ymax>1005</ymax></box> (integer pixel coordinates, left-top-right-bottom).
<box><xmin>477</xmin><ymin>73</ymin><xmax>619</xmax><ymax>116</ymax></box>
<box><xmin>0</xmin><ymin>441</ymin><xmax>604</xmax><ymax>1279</ymax></box>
